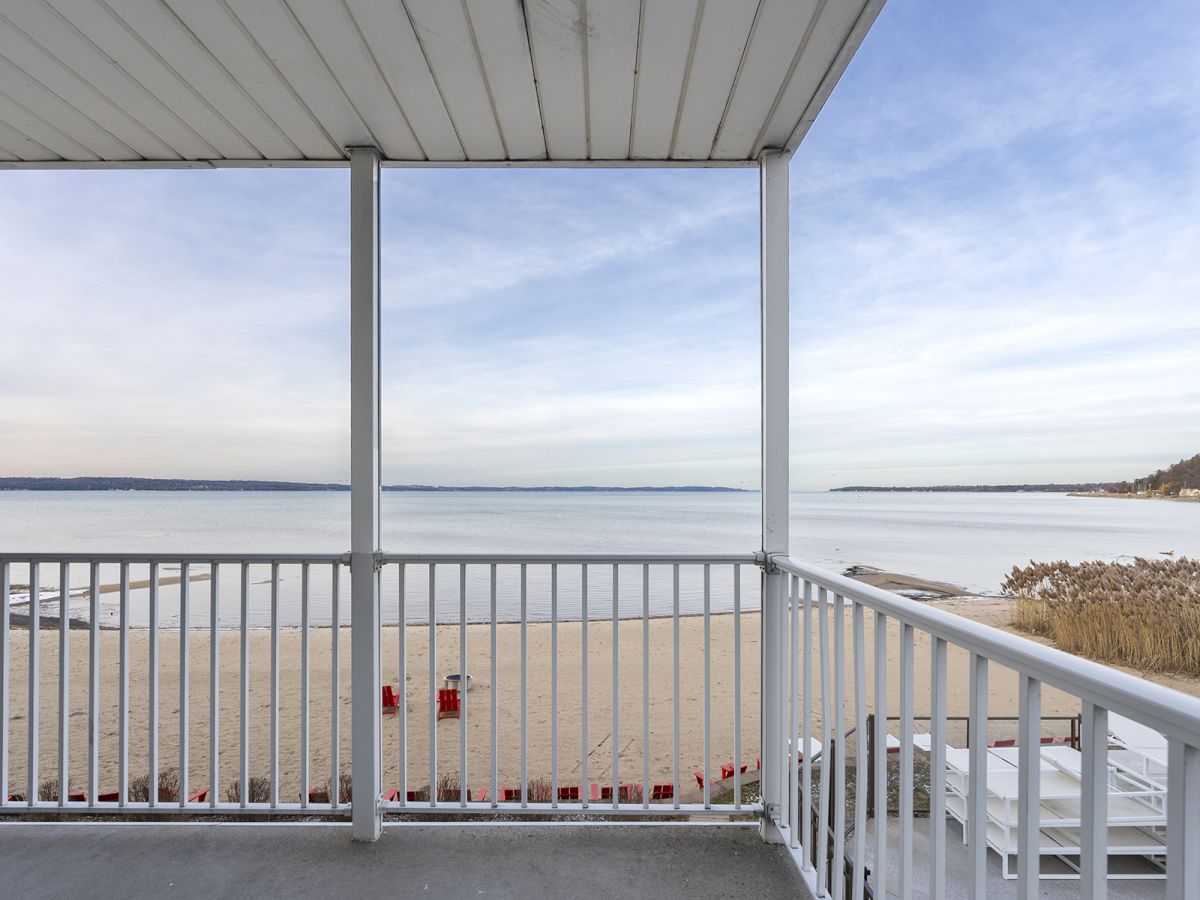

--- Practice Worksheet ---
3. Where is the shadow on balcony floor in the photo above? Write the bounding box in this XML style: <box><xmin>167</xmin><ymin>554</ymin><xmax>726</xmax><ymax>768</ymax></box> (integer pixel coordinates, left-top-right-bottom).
<box><xmin>0</xmin><ymin>821</ymin><xmax>807</xmax><ymax>899</ymax></box>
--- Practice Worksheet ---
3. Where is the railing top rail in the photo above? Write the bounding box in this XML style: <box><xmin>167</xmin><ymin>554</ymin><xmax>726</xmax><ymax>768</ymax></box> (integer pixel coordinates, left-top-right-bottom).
<box><xmin>0</xmin><ymin>552</ymin><xmax>349</xmax><ymax>564</ymax></box>
<box><xmin>377</xmin><ymin>552</ymin><xmax>760</xmax><ymax>565</ymax></box>
<box><xmin>773</xmin><ymin>553</ymin><xmax>1200</xmax><ymax>746</ymax></box>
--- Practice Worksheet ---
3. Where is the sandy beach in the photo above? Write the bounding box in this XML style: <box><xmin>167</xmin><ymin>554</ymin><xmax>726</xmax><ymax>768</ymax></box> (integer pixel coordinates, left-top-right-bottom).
<box><xmin>5</xmin><ymin>600</ymin><xmax>1197</xmax><ymax>804</ymax></box>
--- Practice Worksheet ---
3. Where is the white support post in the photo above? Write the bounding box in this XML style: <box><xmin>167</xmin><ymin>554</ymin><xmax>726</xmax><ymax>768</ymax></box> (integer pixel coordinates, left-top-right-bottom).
<box><xmin>759</xmin><ymin>149</ymin><xmax>790</xmax><ymax>842</ymax></box>
<box><xmin>349</xmin><ymin>146</ymin><xmax>382</xmax><ymax>841</ymax></box>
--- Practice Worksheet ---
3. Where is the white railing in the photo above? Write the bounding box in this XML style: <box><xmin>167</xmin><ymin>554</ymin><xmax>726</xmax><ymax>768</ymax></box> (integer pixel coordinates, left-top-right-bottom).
<box><xmin>7</xmin><ymin>548</ymin><xmax>1199</xmax><ymax>897</ymax></box>
<box><xmin>0</xmin><ymin>551</ymin><xmax>760</xmax><ymax>820</ymax></box>
<box><xmin>768</xmin><ymin>554</ymin><xmax>1200</xmax><ymax>900</ymax></box>
<box><xmin>375</xmin><ymin>553</ymin><xmax>758</xmax><ymax>816</ymax></box>
<box><xmin>0</xmin><ymin>553</ymin><xmax>346</xmax><ymax>815</ymax></box>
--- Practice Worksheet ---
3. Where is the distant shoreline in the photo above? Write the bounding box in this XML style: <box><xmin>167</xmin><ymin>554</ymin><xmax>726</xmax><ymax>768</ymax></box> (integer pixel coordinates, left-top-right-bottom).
<box><xmin>1067</xmin><ymin>491</ymin><xmax>1200</xmax><ymax>503</ymax></box>
<box><xmin>0</xmin><ymin>476</ymin><xmax>748</xmax><ymax>493</ymax></box>
<box><xmin>831</xmin><ymin>483</ymin><xmax>1116</xmax><ymax>493</ymax></box>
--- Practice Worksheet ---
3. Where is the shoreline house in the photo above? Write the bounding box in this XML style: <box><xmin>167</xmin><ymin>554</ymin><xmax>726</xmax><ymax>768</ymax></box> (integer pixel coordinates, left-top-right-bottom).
<box><xmin>2</xmin><ymin>2</ymin><xmax>1198</xmax><ymax>898</ymax></box>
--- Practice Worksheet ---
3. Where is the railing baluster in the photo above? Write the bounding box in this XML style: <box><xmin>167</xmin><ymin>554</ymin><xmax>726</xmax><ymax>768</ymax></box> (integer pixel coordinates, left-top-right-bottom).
<box><xmin>490</xmin><ymin>563</ymin><xmax>498</xmax><ymax>808</ymax></box>
<box><xmin>269</xmin><ymin>563</ymin><xmax>279</xmax><ymax>808</ymax></box>
<box><xmin>149</xmin><ymin>561</ymin><xmax>159</xmax><ymax>807</ymax></box>
<box><xmin>642</xmin><ymin>563</ymin><xmax>650</xmax><ymax>809</ymax></box>
<box><xmin>179</xmin><ymin>563</ymin><xmax>189</xmax><ymax>807</ymax></box>
<box><xmin>702</xmin><ymin>564</ymin><xmax>710</xmax><ymax>809</ymax></box>
<box><xmin>802</xmin><ymin>581</ymin><xmax>813</xmax><ymax>870</ymax></box>
<box><xmin>239</xmin><ymin>562</ymin><xmax>249</xmax><ymax>808</ymax></box>
<box><xmin>29</xmin><ymin>561</ymin><xmax>41</xmax><ymax>807</ymax></box>
<box><xmin>1017</xmin><ymin>674</ymin><xmax>1041</xmax><ymax>898</ymax></box>
<box><xmin>521</xmin><ymin>564</ymin><xmax>528</xmax><ymax>807</ymax></box>
<box><xmin>88</xmin><ymin>561</ymin><xmax>99</xmax><ymax>806</ymax></box>
<box><xmin>873</xmin><ymin>611</ymin><xmax>887</xmax><ymax>895</ymax></box>
<box><xmin>789</xmin><ymin>575</ymin><xmax>799</xmax><ymax>847</ymax></box>
<box><xmin>816</xmin><ymin>586</ymin><xmax>830</xmax><ymax>896</ymax></box>
<box><xmin>330</xmin><ymin>563</ymin><xmax>340</xmax><ymax>808</ymax></box>
<box><xmin>209</xmin><ymin>562</ymin><xmax>218</xmax><ymax>809</ymax></box>
<box><xmin>832</xmin><ymin>594</ymin><xmax>846</xmax><ymax>900</ymax></box>
<box><xmin>899</xmin><ymin>622</ymin><xmax>914</xmax><ymax>900</ymax></box>
<box><xmin>581</xmin><ymin>563</ymin><xmax>589</xmax><ymax>808</ymax></box>
<box><xmin>672</xmin><ymin>563</ymin><xmax>680</xmax><ymax>809</ymax></box>
<box><xmin>398</xmin><ymin>564</ymin><xmax>407</xmax><ymax>807</ymax></box>
<box><xmin>459</xmin><ymin>564</ymin><xmax>468</xmax><ymax>808</ymax></box>
<box><xmin>852</xmin><ymin>600</ymin><xmax>867</xmax><ymax>898</ymax></box>
<box><xmin>58</xmin><ymin>560</ymin><xmax>69</xmax><ymax>806</ymax></box>
<box><xmin>967</xmin><ymin>653</ymin><xmax>988</xmax><ymax>899</ymax></box>
<box><xmin>300</xmin><ymin>562</ymin><xmax>309</xmax><ymax>807</ymax></box>
<box><xmin>428</xmin><ymin>564</ymin><xmax>436</xmax><ymax>807</ymax></box>
<box><xmin>550</xmin><ymin>564</ymin><xmax>557</xmax><ymax>807</ymax></box>
<box><xmin>929</xmin><ymin>637</ymin><xmax>947</xmax><ymax>899</ymax></box>
<box><xmin>1167</xmin><ymin>739</ymin><xmax>1200</xmax><ymax>899</ymax></box>
<box><xmin>1</xmin><ymin>561</ymin><xmax>9</xmax><ymax>806</ymax></box>
<box><xmin>117</xmin><ymin>561</ymin><xmax>126</xmax><ymax>806</ymax></box>
<box><xmin>1080</xmin><ymin>701</ymin><xmax>1108</xmax><ymax>898</ymax></box>
<box><xmin>612</xmin><ymin>563</ymin><xmax>620</xmax><ymax>808</ymax></box>
<box><xmin>732</xmin><ymin>565</ymin><xmax>741</xmax><ymax>811</ymax></box>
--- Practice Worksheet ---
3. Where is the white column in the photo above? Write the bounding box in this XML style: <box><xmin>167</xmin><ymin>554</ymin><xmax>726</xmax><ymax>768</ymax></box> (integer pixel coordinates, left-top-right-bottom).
<box><xmin>759</xmin><ymin>149</ymin><xmax>790</xmax><ymax>841</ymax></box>
<box><xmin>349</xmin><ymin>146</ymin><xmax>382</xmax><ymax>841</ymax></box>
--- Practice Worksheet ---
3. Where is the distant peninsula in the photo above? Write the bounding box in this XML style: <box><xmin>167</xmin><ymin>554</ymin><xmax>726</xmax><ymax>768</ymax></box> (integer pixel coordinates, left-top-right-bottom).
<box><xmin>831</xmin><ymin>483</ymin><xmax>1117</xmax><ymax>493</ymax></box>
<box><xmin>0</xmin><ymin>476</ymin><xmax>747</xmax><ymax>493</ymax></box>
<box><xmin>833</xmin><ymin>453</ymin><xmax>1200</xmax><ymax>497</ymax></box>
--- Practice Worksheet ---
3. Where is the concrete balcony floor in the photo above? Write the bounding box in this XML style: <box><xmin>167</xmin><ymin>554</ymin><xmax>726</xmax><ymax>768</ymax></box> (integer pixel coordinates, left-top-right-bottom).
<box><xmin>1</xmin><ymin>821</ymin><xmax>808</xmax><ymax>899</ymax></box>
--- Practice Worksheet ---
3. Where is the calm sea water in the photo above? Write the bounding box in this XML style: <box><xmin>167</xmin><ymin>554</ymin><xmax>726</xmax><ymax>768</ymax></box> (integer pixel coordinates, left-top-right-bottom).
<box><xmin>2</xmin><ymin>491</ymin><xmax>1197</xmax><ymax>627</ymax></box>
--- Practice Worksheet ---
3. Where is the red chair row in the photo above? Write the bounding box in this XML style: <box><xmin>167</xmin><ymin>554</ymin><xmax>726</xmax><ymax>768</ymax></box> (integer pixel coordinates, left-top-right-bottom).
<box><xmin>694</xmin><ymin>760</ymin><xmax>755</xmax><ymax>788</ymax></box>
<box><xmin>383</xmin><ymin>684</ymin><xmax>460</xmax><ymax>720</ymax></box>
<box><xmin>7</xmin><ymin>787</ymin><xmax>210</xmax><ymax>804</ymax></box>
<box><xmin>379</xmin><ymin>782</ymin><xmax>677</xmax><ymax>803</ymax></box>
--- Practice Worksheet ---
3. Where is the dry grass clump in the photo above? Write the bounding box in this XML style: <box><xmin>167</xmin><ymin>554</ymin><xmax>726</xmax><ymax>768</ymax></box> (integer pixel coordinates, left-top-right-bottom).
<box><xmin>1006</xmin><ymin>557</ymin><xmax>1200</xmax><ymax>675</ymax></box>
<box><xmin>129</xmin><ymin>769</ymin><xmax>181</xmax><ymax>803</ymax></box>
<box><xmin>224</xmin><ymin>775</ymin><xmax>271</xmax><ymax>804</ymax></box>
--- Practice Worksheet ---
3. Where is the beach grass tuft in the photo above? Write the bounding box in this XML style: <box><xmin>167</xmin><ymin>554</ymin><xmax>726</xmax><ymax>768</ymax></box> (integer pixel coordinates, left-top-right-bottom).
<box><xmin>1005</xmin><ymin>557</ymin><xmax>1200</xmax><ymax>675</ymax></box>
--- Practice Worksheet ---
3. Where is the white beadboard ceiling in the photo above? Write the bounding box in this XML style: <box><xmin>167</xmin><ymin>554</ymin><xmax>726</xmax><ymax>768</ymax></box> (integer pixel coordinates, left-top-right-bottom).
<box><xmin>0</xmin><ymin>0</ymin><xmax>883</xmax><ymax>168</ymax></box>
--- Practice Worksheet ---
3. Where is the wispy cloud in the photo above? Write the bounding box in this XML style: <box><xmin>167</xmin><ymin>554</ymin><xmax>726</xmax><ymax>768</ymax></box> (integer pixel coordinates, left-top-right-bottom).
<box><xmin>1</xmin><ymin>2</ymin><xmax>1197</xmax><ymax>489</ymax></box>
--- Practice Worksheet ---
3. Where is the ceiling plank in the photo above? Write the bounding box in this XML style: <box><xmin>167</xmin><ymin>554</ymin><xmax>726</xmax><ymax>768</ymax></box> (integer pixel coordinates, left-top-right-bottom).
<box><xmin>768</xmin><ymin>0</ymin><xmax>882</xmax><ymax>154</ymax></box>
<box><xmin>584</xmin><ymin>0</ymin><xmax>639</xmax><ymax>159</ymax></box>
<box><xmin>524</xmin><ymin>0</ymin><xmax>587</xmax><ymax>160</ymax></box>
<box><xmin>3</xmin><ymin>1</ymin><xmax>208</xmax><ymax>158</ymax></box>
<box><xmin>225</xmin><ymin>0</ymin><xmax>373</xmax><ymax>156</ymax></box>
<box><xmin>670</xmin><ymin>0</ymin><xmax>759</xmax><ymax>160</ymax></box>
<box><xmin>0</xmin><ymin>51</ymin><xmax>130</xmax><ymax>159</ymax></box>
<box><xmin>0</xmin><ymin>116</ymin><xmax>59</xmax><ymax>160</ymax></box>
<box><xmin>403</xmin><ymin>0</ymin><xmax>505</xmax><ymax>160</ymax></box>
<box><xmin>629</xmin><ymin>0</ymin><xmax>701</xmax><ymax>160</ymax></box>
<box><xmin>284</xmin><ymin>0</ymin><xmax>423</xmax><ymax>159</ymax></box>
<box><xmin>162</xmin><ymin>0</ymin><xmax>338</xmax><ymax>159</ymax></box>
<box><xmin>44</xmin><ymin>0</ymin><xmax>258</xmax><ymax>158</ymax></box>
<box><xmin>106</xmin><ymin>0</ymin><xmax>298</xmax><ymax>159</ymax></box>
<box><xmin>0</xmin><ymin>86</ymin><xmax>94</xmax><ymax>159</ymax></box>
<box><xmin>344</xmin><ymin>0</ymin><xmax>464</xmax><ymax>161</ymax></box>
<box><xmin>711</xmin><ymin>0</ymin><xmax>819</xmax><ymax>160</ymax></box>
<box><xmin>0</xmin><ymin>10</ymin><xmax>171</xmax><ymax>158</ymax></box>
<box><xmin>464</xmin><ymin>0</ymin><xmax>546</xmax><ymax>160</ymax></box>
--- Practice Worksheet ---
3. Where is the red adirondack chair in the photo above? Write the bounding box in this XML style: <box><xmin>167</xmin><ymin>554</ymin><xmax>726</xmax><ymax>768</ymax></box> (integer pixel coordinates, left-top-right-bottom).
<box><xmin>98</xmin><ymin>790</ymin><xmax>119</xmax><ymax>802</ymax></box>
<box><xmin>557</xmin><ymin>785</ymin><xmax>581</xmax><ymax>801</ymax></box>
<box><xmin>650</xmin><ymin>783</ymin><xmax>674</xmax><ymax>801</ymax></box>
<box><xmin>382</xmin><ymin>684</ymin><xmax>399</xmax><ymax>716</ymax></box>
<box><xmin>720</xmin><ymin>762</ymin><xmax>749</xmax><ymax>780</ymax></box>
<box><xmin>437</xmin><ymin>688</ymin><xmax>460</xmax><ymax>720</ymax></box>
<box><xmin>187</xmin><ymin>788</ymin><xmax>209</xmax><ymax>803</ymax></box>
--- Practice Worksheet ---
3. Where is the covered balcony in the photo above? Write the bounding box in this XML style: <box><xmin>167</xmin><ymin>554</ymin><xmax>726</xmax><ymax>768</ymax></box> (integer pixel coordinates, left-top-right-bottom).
<box><xmin>1</xmin><ymin>2</ymin><xmax>1198</xmax><ymax>899</ymax></box>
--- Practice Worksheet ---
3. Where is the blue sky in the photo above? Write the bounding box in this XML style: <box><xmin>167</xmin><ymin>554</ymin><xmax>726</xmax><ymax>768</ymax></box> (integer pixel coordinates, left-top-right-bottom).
<box><xmin>1</xmin><ymin>1</ymin><xmax>1198</xmax><ymax>490</ymax></box>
